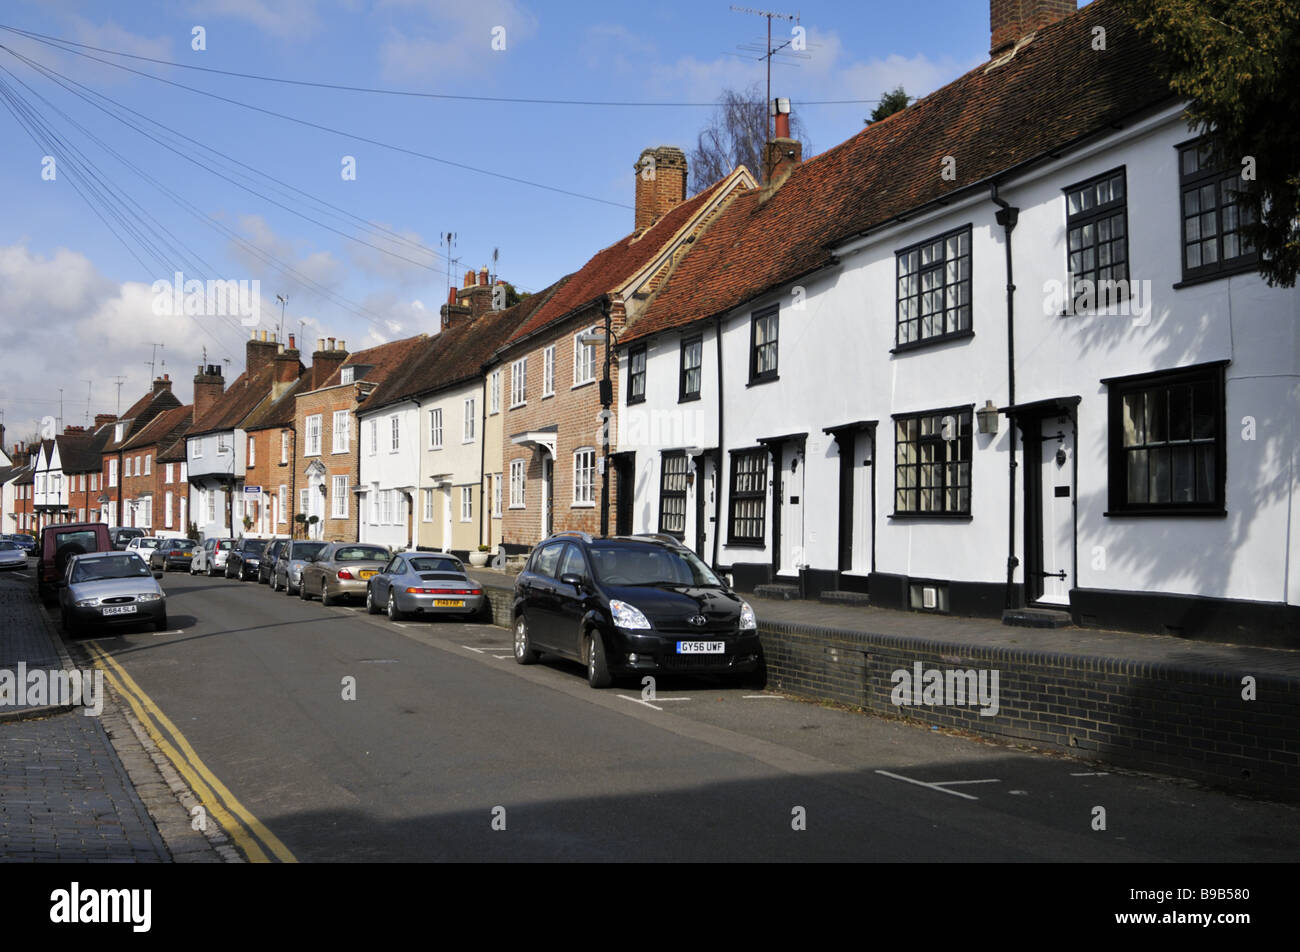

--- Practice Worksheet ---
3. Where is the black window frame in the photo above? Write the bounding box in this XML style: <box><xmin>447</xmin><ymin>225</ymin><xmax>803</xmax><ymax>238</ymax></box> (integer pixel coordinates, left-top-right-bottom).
<box><xmin>627</xmin><ymin>344</ymin><xmax>647</xmax><ymax>405</ymax></box>
<box><xmin>891</xmin><ymin>406</ymin><xmax>973</xmax><ymax>517</ymax></box>
<box><xmin>894</xmin><ymin>224</ymin><xmax>973</xmax><ymax>350</ymax></box>
<box><xmin>679</xmin><ymin>335</ymin><xmax>703</xmax><ymax>402</ymax></box>
<box><xmin>658</xmin><ymin>451</ymin><xmax>689</xmax><ymax>540</ymax></box>
<box><xmin>1176</xmin><ymin>137</ymin><xmax>1259</xmax><ymax>285</ymax></box>
<box><xmin>1064</xmin><ymin>167</ymin><xmax>1130</xmax><ymax>312</ymax></box>
<box><xmin>748</xmin><ymin>305</ymin><xmax>779</xmax><ymax>385</ymax></box>
<box><xmin>727</xmin><ymin>448</ymin><xmax>768</xmax><ymax>546</ymax></box>
<box><xmin>1103</xmin><ymin>362</ymin><xmax>1227</xmax><ymax>517</ymax></box>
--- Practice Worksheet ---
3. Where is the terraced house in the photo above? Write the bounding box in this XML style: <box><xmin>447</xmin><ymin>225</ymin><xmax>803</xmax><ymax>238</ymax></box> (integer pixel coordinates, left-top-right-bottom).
<box><xmin>495</xmin><ymin>147</ymin><xmax>755</xmax><ymax>551</ymax></box>
<box><xmin>618</xmin><ymin>0</ymin><xmax>1299</xmax><ymax>645</ymax></box>
<box><xmin>100</xmin><ymin>379</ymin><xmax>181</xmax><ymax>527</ymax></box>
<box><xmin>116</xmin><ymin>401</ymin><xmax>192</xmax><ymax>533</ymax></box>
<box><xmin>31</xmin><ymin>426</ymin><xmax>109</xmax><ymax>529</ymax></box>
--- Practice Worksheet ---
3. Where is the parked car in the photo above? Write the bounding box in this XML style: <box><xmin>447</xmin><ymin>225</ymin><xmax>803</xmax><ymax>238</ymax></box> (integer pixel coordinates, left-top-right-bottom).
<box><xmin>149</xmin><ymin>538</ymin><xmax>197</xmax><ymax>573</ymax></box>
<box><xmin>125</xmin><ymin>536</ymin><xmax>165</xmax><ymax>564</ymax></box>
<box><xmin>226</xmin><ymin>538</ymin><xmax>268</xmax><ymax>580</ymax></box>
<box><xmin>190</xmin><ymin>538</ymin><xmax>234</xmax><ymax>577</ymax></box>
<box><xmin>511</xmin><ymin>532</ymin><xmax>761</xmax><ymax>688</ymax></box>
<box><xmin>258</xmin><ymin>538</ymin><xmax>288</xmax><ymax>584</ymax></box>
<box><xmin>0</xmin><ymin>539</ymin><xmax>27</xmax><ymax>571</ymax></box>
<box><xmin>366</xmin><ymin>552</ymin><xmax>486</xmax><ymax>620</ymax></box>
<box><xmin>38</xmin><ymin>522</ymin><xmax>113</xmax><ymax>606</ymax></box>
<box><xmin>270</xmin><ymin>540</ymin><xmax>328</xmax><ymax>595</ymax></box>
<box><xmin>299</xmin><ymin>542</ymin><xmax>391</xmax><ymax>605</ymax></box>
<box><xmin>2</xmin><ymin>533</ymin><xmax>35</xmax><ymax>555</ymax></box>
<box><xmin>108</xmin><ymin>527</ymin><xmax>146</xmax><ymax>550</ymax></box>
<box><xmin>58</xmin><ymin>551</ymin><xmax>166</xmax><ymax>636</ymax></box>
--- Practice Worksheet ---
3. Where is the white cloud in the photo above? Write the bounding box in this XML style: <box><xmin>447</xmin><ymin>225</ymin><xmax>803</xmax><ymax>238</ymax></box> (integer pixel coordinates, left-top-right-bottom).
<box><xmin>374</xmin><ymin>0</ymin><xmax>539</xmax><ymax>83</ymax></box>
<box><xmin>188</xmin><ymin>0</ymin><xmax>326</xmax><ymax>40</ymax></box>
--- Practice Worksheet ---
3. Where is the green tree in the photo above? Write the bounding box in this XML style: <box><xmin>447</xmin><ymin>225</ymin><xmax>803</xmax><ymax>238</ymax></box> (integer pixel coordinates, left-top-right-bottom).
<box><xmin>1128</xmin><ymin>0</ymin><xmax>1300</xmax><ymax>286</ymax></box>
<box><xmin>868</xmin><ymin>86</ymin><xmax>909</xmax><ymax>124</ymax></box>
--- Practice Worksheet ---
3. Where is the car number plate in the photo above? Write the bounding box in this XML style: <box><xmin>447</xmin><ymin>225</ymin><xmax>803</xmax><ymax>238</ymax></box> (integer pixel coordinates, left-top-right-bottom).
<box><xmin>677</xmin><ymin>641</ymin><xmax>725</xmax><ymax>654</ymax></box>
<box><xmin>359</xmin><ymin>570</ymin><xmax>376</xmax><ymax>579</ymax></box>
<box><xmin>433</xmin><ymin>599</ymin><xmax>464</xmax><ymax>608</ymax></box>
<box><xmin>102</xmin><ymin>605</ymin><xmax>137</xmax><ymax>616</ymax></box>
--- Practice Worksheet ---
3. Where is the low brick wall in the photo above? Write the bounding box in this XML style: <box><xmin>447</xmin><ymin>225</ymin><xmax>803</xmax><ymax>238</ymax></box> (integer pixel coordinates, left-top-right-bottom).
<box><xmin>471</xmin><ymin>573</ymin><xmax>1299</xmax><ymax>802</ymax></box>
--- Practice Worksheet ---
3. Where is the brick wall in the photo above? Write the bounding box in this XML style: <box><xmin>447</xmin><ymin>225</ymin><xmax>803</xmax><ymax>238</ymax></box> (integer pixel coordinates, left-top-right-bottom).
<box><xmin>294</xmin><ymin>385</ymin><xmax>361</xmax><ymax>541</ymax></box>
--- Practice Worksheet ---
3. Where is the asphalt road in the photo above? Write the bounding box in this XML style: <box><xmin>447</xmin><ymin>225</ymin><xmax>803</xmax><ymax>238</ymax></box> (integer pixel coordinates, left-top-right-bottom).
<box><xmin>59</xmin><ymin>567</ymin><xmax>1300</xmax><ymax>862</ymax></box>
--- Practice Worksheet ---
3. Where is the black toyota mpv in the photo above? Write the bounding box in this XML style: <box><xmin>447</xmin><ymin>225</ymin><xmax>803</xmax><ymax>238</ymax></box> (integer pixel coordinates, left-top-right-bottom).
<box><xmin>512</xmin><ymin>532</ymin><xmax>762</xmax><ymax>688</ymax></box>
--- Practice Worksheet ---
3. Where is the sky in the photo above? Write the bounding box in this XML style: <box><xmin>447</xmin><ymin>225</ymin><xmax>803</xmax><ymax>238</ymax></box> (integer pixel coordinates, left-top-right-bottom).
<box><xmin>0</xmin><ymin>0</ymin><xmax>1090</xmax><ymax>441</ymax></box>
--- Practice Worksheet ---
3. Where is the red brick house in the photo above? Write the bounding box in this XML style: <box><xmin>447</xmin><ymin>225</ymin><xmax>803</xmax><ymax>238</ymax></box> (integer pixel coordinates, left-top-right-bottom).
<box><xmin>117</xmin><ymin>404</ymin><xmax>193</xmax><ymax>533</ymax></box>
<box><xmin>100</xmin><ymin>378</ymin><xmax>182</xmax><ymax>528</ymax></box>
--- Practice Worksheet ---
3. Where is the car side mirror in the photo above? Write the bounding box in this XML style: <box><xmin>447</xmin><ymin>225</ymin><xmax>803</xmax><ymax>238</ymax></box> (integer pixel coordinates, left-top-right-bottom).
<box><xmin>559</xmin><ymin>572</ymin><xmax>585</xmax><ymax>590</ymax></box>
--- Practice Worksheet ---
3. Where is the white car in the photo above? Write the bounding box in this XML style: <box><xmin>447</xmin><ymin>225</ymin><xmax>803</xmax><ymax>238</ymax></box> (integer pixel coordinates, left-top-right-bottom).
<box><xmin>124</xmin><ymin>536</ymin><xmax>165</xmax><ymax>564</ymax></box>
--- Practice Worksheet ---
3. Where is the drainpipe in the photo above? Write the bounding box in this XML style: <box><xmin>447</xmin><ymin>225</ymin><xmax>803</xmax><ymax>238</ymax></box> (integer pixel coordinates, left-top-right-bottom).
<box><xmin>991</xmin><ymin>182</ymin><xmax>1020</xmax><ymax>610</ymax></box>
<box><xmin>712</xmin><ymin>314</ymin><xmax>724</xmax><ymax>571</ymax></box>
<box><xmin>478</xmin><ymin>374</ymin><xmax>488</xmax><ymax>548</ymax></box>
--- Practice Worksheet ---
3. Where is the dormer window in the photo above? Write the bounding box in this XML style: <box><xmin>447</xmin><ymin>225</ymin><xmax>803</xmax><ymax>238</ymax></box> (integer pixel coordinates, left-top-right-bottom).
<box><xmin>341</xmin><ymin>367</ymin><xmax>355</xmax><ymax>384</ymax></box>
<box><xmin>115</xmin><ymin>423</ymin><xmax>125</xmax><ymax>442</ymax></box>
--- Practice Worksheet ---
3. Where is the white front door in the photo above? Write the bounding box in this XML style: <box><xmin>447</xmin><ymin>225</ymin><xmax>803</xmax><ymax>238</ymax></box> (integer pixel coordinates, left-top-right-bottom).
<box><xmin>1037</xmin><ymin>415</ymin><xmax>1075</xmax><ymax>605</ymax></box>
<box><xmin>777</xmin><ymin>443</ymin><xmax>804</xmax><ymax>578</ymax></box>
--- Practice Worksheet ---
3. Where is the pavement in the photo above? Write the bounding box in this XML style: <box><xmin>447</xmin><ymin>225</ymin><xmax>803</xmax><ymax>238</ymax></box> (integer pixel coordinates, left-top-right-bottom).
<box><xmin>467</xmin><ymin>566</ymin><xmax>1300</xmax><ymax>680</ymax></box>
<box><xmin>0</xmin><ymin>563</ymin><xmax>230</xmax><ymax>862</ymax></box>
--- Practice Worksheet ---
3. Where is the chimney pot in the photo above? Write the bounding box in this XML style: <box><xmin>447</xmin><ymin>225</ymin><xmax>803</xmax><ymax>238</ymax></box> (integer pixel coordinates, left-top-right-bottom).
<box><xmin>463</xmin><ymin>269</ymin><xmax>475</xmax><ymax>289</ymax></box>
<box><xmin>289</xmin><ymin>334</ymin><xmax>296</xmax><ymax>350</ymax></box>
<box><xmin>317</xmin><ymin>338</ymin><xmax>325</xmax><ymax>352</ymax></box>
<box><xmin>327</xmin><ymin>337</ymin><xmax>335</xmax><ymax>350</ymax></box>
<box><xmin>478</xmin><ymin>266</ymin><xmax>489</xmax><ymax>287</ymax></box>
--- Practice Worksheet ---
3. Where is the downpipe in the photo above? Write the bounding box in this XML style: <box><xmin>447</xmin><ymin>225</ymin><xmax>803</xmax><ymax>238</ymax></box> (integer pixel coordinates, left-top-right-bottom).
<box><xmin>991</xmin><ymin>182</ymin><xmax>1020</xmax><ymax>610</ymax></box>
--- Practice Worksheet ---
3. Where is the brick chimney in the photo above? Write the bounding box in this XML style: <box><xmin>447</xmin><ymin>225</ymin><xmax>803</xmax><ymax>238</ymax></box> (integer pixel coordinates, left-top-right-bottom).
<box><xmin>151</xmin><ymin>373</ymin><xmax>172</xmax><ymax>394</ymax></box>
<box><xmin>193</xmin><ymin>364</ymin><xmax>225</xmax><ymax>423</ymax></box>
<box><xmin>274</xmin><ymin>334</ymin><xmax>302</xmax><ymax>389</ymax></box>
<box><xmin>63</xmin><ymin>425</ymin><xmax>85</xmax><ymax>436</ymax></box>
<box><xmin>762</xmin><ymin>98</ymin><xmax>803</xmax><ymax>186</ymax></box>
<box><xmin>990</xmin><ymin>0</ymin><xmax>1076</xmax><ymax>57</ymax></box>
<box><xmin>246</xmin><ymin>329</ymin><xmax>279</xmax><ymax>376</ymax></box>
<box><xmin>94</xmin><ymin>413</ymin><xmax>117</xmax><ymax>429</ymax></box>
<box><xmin>635</xmin><ymin>146</ymin><xmax>688</xmax><ymax>232</ymax></box>
<box><xmin>310</xmin><ymin>337</ymin><xmax>348</xmax><ymax>389</ymax></box>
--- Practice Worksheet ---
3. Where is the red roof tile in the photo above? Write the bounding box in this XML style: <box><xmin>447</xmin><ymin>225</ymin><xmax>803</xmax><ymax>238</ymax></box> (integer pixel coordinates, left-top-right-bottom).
<box><xmin>626</xmin><ymin>0</ymin><xmax>1173</xmax><ymax>342</ymax></box>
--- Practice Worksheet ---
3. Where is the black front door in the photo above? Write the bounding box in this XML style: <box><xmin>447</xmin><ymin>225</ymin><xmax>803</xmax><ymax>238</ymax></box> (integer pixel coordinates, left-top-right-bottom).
<box><xmin>542</xmin><ymin>456</ymin><xmax>554</xmax><ymax>537</ymax></box>
<box><xmin>614</xmin><ymin>454</ymin><xmax>634</xmax><ymax>536</ymax></box>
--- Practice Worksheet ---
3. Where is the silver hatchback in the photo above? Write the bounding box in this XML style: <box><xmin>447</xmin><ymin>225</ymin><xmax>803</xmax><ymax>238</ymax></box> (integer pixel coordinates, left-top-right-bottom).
<box><xmin>59</xmin><ymin>551</ymin><xmax>167</xmax><ymax>636</ymax></box>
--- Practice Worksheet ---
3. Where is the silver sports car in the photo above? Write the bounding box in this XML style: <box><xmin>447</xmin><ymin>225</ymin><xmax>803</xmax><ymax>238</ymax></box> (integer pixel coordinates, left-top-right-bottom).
<box><xmin>365</xmin><ymin>552</ymin><xmax>487</xmax><ymax>621</ymax></box>
<box><xmin>58</xmin><ymin>551</ymin><xmax>167</xmax><ymax>636</ymax></box>
<box><xmin>0</xmin><ymin>539</ymin><xmax>27</xmax><ymax>571</ymax></box>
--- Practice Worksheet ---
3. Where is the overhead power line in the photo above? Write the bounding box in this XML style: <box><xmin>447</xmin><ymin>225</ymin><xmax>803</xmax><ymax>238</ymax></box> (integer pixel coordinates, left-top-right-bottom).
<box><xmin>0</xmin><ymin>23</ymin><xmax>884</xmax><ymax>107</ymax></box>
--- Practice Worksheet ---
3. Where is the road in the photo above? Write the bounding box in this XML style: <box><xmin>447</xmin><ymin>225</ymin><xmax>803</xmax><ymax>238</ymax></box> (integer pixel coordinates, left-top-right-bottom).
<box><xmin>52</xmin><ymin>568</ymin><xmax>1300</xmax><ymax>862</ymax></box>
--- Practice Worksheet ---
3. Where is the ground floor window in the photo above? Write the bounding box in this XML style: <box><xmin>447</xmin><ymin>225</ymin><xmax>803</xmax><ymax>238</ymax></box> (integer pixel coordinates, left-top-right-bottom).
<box><xmin>893</xmin><ymin>407</ymin><xmax>972</xmax><ymax>515</ymax></box>
<box><xmin>659</xmin><ymin>452</ymin><xmax>688</xmax><ymax>539</ymax></box>
<box><xmin>728</xmin><ymin>449</ymin><xmax>767</xmax><ymax>545</ymax></box>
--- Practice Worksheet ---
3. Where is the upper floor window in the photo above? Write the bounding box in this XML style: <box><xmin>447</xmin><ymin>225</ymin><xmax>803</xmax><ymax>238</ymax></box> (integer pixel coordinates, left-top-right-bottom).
<box><xmin>896</xmin><ymin>225</ymin><xmax>971</xmax><ymax>347</ymax></box>
<box><xmin>144</xmin><ymin>454</ymin><xmax>152</xmax><ymax>475</ymax></box>
<box><xmin>463</xmin><ymin>397</ymin><xmax>476</xmax><ymax>442</ymax></box>
<box><xmin>340</xmin><ymin>366</ymin><xmax>355</xmax><ymax>385</ymax></box>
<box><xmin>369</xmin><ymin>419</ymin><xmax>377</xmax><ymax>455</ymax></box>
<box><xmin>574</xmin><ymin>327</ymin><xmax>598</xmax><ymax>386</ymax></box>
<box><xmin>305</xmin><ymin>415</ymin><xmax>322</xmax><ymax>456</ymax></box>
<box><xmin>1104</xmin><ymin>362</ymin><xmax>1225</xmax><ymax>515</ymax></box>
<box><xmin>543</xmin><ymin>345</ymin><xmax>556</xmax><ymax>397</ymax></box>
<box><xmin>1178</xmin><ymin>139</ymin><xmax>1258</xmax><ymax>283</ymax></box>
<box><xmin>390</xmin><ymin>416</ymin><xmax>400</xmax><ymax>452</ymax></box>
<box><xmin>281</xmin><ymin>430</ymin><xmax>289</xmax><ymax>464</ymax></box>
<box><xmin>510</xmin><ymin>358</ymin><xmax>527</xmax><ymax>408</ymax></box>
<box><xmin>680</xmin><ymin>336</ymin><xmax>702</xmax><ymax>401</ymax></box>
<box><xmin>216</xmin><ymin>434</ymin><xmax>230</xmax><ymax>454</ymax></box>
<box><xmin>246</xmin><ymin>439</ymin><xmax>254</xmax><ymax>467</ymax></box>
<box><xmin>429</xmin><ymin>408</ymin><xmax>443</xmax><ymax>449</ymax></box>
<box><xmin>893</xmin><ymin>407</ymin><xmax>972</xmax><ymax>516</ymax></box>
<box><xmin>1065</xmin><ymin>168</ymin><xmax>1128</xmax><ymax>308</ymax></box>
<box><xmin>332</xmin><ymin>410</ymin><xmax>351</xmax><ymax>454</ymax></box>
<box><xmin>489</xmin><ymin>370</ymin><xmax>501</xmax><ymax>414</ymax></box>
<box><xmin>628</xmin><ymin>344</ymin><xmax>647</xmax><ymax>405</ymax></box>
<box><xmin>749</xmin><ymin>305</ymin><xmax>778</xmax><ymax>384</ymax></box>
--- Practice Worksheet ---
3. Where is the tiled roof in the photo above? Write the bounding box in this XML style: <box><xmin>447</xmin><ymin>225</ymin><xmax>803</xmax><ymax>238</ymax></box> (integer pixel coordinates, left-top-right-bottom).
<box><xmin>499</xmin><ymin>176</ymin><xmax>732</xmax><ymax>350</ymax></box>
<box><xmin>103</xmin><ymin>389</ymin><xmax>181</xmax><ymax>451</ymax></box>
<box><xmin>625</xmin><ymin>0</ymin><xmax>1174</xmax><ymax>342</ymax></box>
<box><xmin>316</xmin><ymin>335</ymin><xmax>429</xmax><ymax>392</ymax></box>
<box><xmin>55</xmin><ymin>432</ymin><xmax>104</xmax><ymax>474</ymax></box>
<box><xmin>243</xmin><ymin>377</ymin><xmax>308</xmax><ymax>431</ymax></box>
<box><xmin>121</xmin><ymin>404</ymin><xmax>192</xmax><ymax>452</ymax></box>
<box><xmin>189</xmin><ymin>364</ymin><xmax>280</xmax><ymax>436</ymax></box>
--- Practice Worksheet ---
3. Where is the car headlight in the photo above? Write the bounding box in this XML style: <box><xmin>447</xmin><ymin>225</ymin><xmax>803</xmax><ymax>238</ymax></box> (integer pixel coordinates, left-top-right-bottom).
<box><xmin>137</xmin><ymin>592</ymin><xmax>163</xmax><ymax>602</ymax></box>
<box><xmin>739</xmin><ymin>601</ymin><xmax>757</xmax><ymax>631</ymax></box>
<box><xmin>609</xmin><ymin>599</ymin><xmax>652</xmax><ymax>630</ymax></box>
<box><xmin>75</xmin><ymin>598</ymin><xmax>100</xmax><ymax>608</ymax></box>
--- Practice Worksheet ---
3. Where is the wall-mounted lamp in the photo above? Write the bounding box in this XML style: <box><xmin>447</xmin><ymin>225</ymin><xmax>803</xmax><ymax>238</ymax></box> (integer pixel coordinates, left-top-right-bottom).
<box><xmin>976</xmin><ymin>400</ymin><xmax>1000</xmax><ymax>435</ymax></box>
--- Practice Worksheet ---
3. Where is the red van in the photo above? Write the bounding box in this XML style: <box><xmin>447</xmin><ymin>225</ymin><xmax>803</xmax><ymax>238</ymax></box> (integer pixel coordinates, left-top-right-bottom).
<box><xmin>38</xmin><ymin>522</ymin><xmax>113</xmax><ymax>606</ymax></box>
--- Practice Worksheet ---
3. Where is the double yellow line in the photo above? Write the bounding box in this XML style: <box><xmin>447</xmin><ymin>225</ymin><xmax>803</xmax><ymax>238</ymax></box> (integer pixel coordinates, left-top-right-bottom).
<box><xmin>87</xmin><ymin>642</ymin><xmax>297</xmax><ymax>863</ymax></box>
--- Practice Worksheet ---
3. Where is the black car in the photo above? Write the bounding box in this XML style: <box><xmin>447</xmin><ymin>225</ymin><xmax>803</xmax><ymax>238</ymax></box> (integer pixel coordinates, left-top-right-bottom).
<box><xmin>3</xmin><ymin>534</ymin><xmax>35</xmax><ymax>555</ymax></box>
<box><xmin>258</xmin><ymin>538</ymin><xmax>288</xmax><ymax>584</ymax></box>
<box><xmin>511</xmin><ymin>532</ymin><xmax>762</xmax><ymax>688</ymax></box>
<box><xmin>226</xmin><ymin>538</ymin><xmax>268</xmax><ymax>580</ymax></box>
<box><xmin>149</xmin><ymin>538</ymin><xmax>198</xmax><ymax>572</ymax></box>
<box><xmin>109</xmin><ymin>527</ymin><xmax>146</xmax><ymax>551</ymax></box>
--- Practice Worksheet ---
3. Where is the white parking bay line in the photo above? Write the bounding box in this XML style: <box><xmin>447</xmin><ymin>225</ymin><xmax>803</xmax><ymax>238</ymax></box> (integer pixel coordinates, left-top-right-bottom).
<box><xmin>460</xmin><ymin>645</ymin><xmax>486</xmax><ymax>654</ymax></box>
<box><xmin>492</xmin><ymin>654</ymin><xmax>513</xmax><ymax>660</ymax></box>
<box><xmin>742</xmin><ymin>694</ymin><xmax>783</xmax><ymax>699</ymax></box>
<box><xmin>617</xmin><ymin>694</ymin><xmax>664</xmax><ymax>712</ymax></box>
<box><xmin>1070</xmin><ymin>771</ymin><xmax>1109</xmax><ymax>777</ymax></box>
<box><xmin>874</xmin><ymin>769</ymin><xmax>1001</xmax><ymax>801</ymax></box>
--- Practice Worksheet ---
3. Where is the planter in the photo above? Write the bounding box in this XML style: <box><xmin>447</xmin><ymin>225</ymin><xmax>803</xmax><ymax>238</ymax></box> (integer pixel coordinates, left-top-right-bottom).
<box><xmin>469</xmin><ymin>551</ymin><xmax>490</xmax><ymax>567</ymax></box>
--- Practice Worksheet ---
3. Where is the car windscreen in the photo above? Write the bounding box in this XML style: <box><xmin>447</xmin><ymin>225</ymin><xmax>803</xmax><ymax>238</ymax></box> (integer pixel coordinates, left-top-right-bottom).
<box><xmin>0</xmin><ymin>541</ymin><xmax>18</xmax><ymax>551</ymax></box>
<box><xmin>239</xmin><ymin>540</ymin><xmax>265</xmax><ymax>553</ymax></box>
<box><xmin>53</xmin><ymin>531</ymin><xmax>98</xmax><ymax>553</ymax></box>
<box><xmin>335</xmin><ymin>546</ymin><xmax>388</xmax><ymax>562</ymax></box>
<box><xmin>139</xmin><ymin>539</ymin><xmax>161</xmax><ymax>549</ymax></box>
<box><xmin>408</xmin><ymin>557</ymin><xmax>462</xmax><ymax>573</ymax></box>
<box><xmin>292</xmin><ymin>543</ymin><xmax>327</xmax><ymax>560</ymax></box>
<box><xmin>71</xmin><ymin>556</ymin><xmax>152</xmax><ymax>583</ymax></box>
<box><xmin>217</xmin><ymin>540</ymin><xmax>234</xmax><ymax>551</ymax></box>
<box><xmin>588</xmin><ymin>545</ymin><xmax>723</xmax><ymax>588</ymax></box>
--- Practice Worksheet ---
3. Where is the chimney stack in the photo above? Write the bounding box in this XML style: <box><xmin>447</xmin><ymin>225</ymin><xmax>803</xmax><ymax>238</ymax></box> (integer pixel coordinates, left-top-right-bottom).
<box><xmin>990</xmin><ymin>0</ymin><xmax>1076</xmax><ymax>57</ymax></box>
<box><xmin>634</xmin><ymin>145</ymin><xmax>687</xmax><ymax>232</ymax></box>
<box><xmin>247</xmin><ymin>329</ymin><xmax>279</xmax><ymax>376</ymax></box>
<box><xmin>763</xmin><ymin>98</ymin><xmax>803</xmax><ymax>186</ymax></box>
<box><xmin>94</xmin><ymin>413</ymin><xmax>116</xmax><ymax>429</ymax></box>
<box><xmin>63</xmin><ymin>424</ymin><xmax>85</xmax><ymax>436</ymax></box>
<box><xmin>310</xmin><ymin>338</ymin><xmax>348</xmax><ymax>388</ymax></box>
<box><xmin>274</xmin><ymin>333</ymin><xmax>302</xmax><ymax>387</ymax></box>
<box><xmin>193</xmin><ymin>364</ymin><xmax>225</xmax><ymax>422</ymax></box>
<box><xmin>151</xmin><ymin>374</ymin><xmax>173</xmax><ymax>394</ymax></box>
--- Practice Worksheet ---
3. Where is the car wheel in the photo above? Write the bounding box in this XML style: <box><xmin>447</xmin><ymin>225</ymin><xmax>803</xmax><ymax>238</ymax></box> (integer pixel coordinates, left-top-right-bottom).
<box><xmin>513</xmin><ymin>615</ymin><xmax>539</xmax><ymax>665</ymax></box>
<box><xmin>208</xmin><ymin>563</ymin><xmax>217</xmax><ymax>577</ymax></box>
<box><xmin>587</xmin><ymin>630</ymin><xmax>612</xmax><ymax>688</ymax></box>
<box><xmin>299</xmin><ymin>577</ymin><xmax>312</xmax><ymax>600</ymax></box>
<box><xmin>366</xmin><ymin>586</ymin><xmax>381</xmax><ymax>615</ymax></box>
<box><xmin>321</xmin><ymin>580</ymin><xmax>334</xmax><ymax>607</ymax></box>
<box><xmin>386</xmin><ymin>591</ymin><xmax>404</xmax><ymax>621</ymax></box>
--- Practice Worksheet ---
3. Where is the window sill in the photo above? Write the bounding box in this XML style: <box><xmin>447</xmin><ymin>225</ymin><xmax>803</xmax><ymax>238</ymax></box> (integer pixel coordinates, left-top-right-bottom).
<box><xmin>509</xmin><ymin>403</ymin><xmax>526</xmax><ymax>411</ymax></box>
<box><xmin>726</xmin><ymin>540</ymin><xmax>767</xmax><ymax>549</ymax></box>
<box><xmin>746</xmin><ymin>375</ymin><xmax>779</xmax><ymax>388</ymax></box>
<box><xmin>508</xmin><ymin>505</ymin><xmax>526</xmax><ymax>511</ymax></box>
<box><xmin>1172</xmin><ymin>262</ymin><xmax>1259</xmax><ymax>290</ymax></box>
<box><xmin>542</xmin><ymin>392</ymin><xmax>555</xmax><ymax>400</ymax></box>
<box><xmin>888</xmin><ymin>512</ymin><xmax>973</xmax><ymax>521</ymax></box>
<box><xmin>1104</xmin><ymin>507</ymin><xmax>1226</xmax><ymax>518</ymax></box>
<box><xmin>678</xmin><ymin>393</ymin><xmax>701</xmax><ymax>404</ymax></box>
<box><xmin>571</xmin><ymin>502</ymin><xmax>596</xmax><ymax>509</ymax></box>
<box><xmin>627</xmin><ymin>396</ymin><xmax>646</xmax><ymax>406</ymax></box>
<box><xmin>572</xmin><ymin>379</ymin><xmax>596</xmax><ymax>391</ymax></box>
<box><xmin>890</xmin><ymin>329</ymin><xmax>974</xmax><ymax>354</ymax></box>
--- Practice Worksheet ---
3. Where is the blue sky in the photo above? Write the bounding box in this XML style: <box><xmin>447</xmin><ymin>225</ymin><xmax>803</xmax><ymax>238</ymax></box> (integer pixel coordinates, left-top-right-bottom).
<box><xmin>0</xmin><ymin>0</ymin><xmax>1089</xmax><ymax>437</ymax></box>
